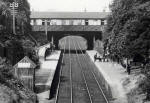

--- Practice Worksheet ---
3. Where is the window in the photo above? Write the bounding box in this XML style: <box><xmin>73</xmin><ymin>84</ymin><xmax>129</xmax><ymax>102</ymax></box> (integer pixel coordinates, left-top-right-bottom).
<box><xmin>101</xmin><ymin>20</ymin><xmax>105</xmax><ymax>25</ymax></box>
<box><xmin>42</xmin><ymin>21</ymin><xmax>45</xmax><ymax>25</ymax></box>
<box><xmin>85</xmin><ymin>20</ymin><xmax>89</xmax><ymax>25</ymax></box>
<box><xmin>47</xmin><ymin>22</ymin><xmax>50</xmax><ymax>26</ymax></box>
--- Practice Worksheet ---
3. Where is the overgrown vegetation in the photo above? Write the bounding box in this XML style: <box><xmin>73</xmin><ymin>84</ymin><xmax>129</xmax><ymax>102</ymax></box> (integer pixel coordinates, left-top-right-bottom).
<box><xmin>0</xmin><ymin>0</ymin><xmax>31</xmax><ymax>34</ymax></box>
<box><xmin>0</xmin><ymin>57</ymin><xmax>36</xmax><ymax>103</ymax></box>
<box><xmin>0</xmin><ymin>0</ymin><xmax>38</xmax><ymax>63</ymax></box>
<box><xmin>31</xmin><ymin>32</ymin><xmax>49</xmax><ymax>46</ymax></box>
<box><xmin>0</xmin><ymin>0</ymin><xmax>37</xmax><ymax>102</ymax></box>
<box><xmin>104</xmin><ymin>0</ymin><xmax>150</xmax><ymax>60</ymax></box>
<box><xmin>104</xmin><ymin>0</ymin><xmax>150</xmax><ymax>100</ymax></box>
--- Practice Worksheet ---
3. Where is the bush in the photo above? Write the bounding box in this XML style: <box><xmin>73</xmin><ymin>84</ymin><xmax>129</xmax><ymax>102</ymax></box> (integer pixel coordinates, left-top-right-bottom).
<box><xmin>0</xmin><ymin>57</ymin><xmax>14</xmax><ymax>78</ymax></box>
<box><xmin>4</xmin><ymin>40</ymin><xmax>24</xmax><ymax>64</ymax></box>
<box><xmin>24</xmin><ymin>47</ymin><xmax>39</xmax><ymax>64</ymax></box>
<box><xmin>142</xmin><ymin>64</ymin><xmax>150</xmax><ymax>100</ymax></box>
<box><xmin>0</xmin><ymin>57</ymin><xmax>37</xmax><ymax>103</ymax></box>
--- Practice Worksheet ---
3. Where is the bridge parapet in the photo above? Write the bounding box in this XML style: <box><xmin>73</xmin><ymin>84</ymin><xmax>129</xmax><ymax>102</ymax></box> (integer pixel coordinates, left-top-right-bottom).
<box><xmin>32</xmin><ymin>25</ymin><xmax>105</xmax><ymax>32</ymax></box>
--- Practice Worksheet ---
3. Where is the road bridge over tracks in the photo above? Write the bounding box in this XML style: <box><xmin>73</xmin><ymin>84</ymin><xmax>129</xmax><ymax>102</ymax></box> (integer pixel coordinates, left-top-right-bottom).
<box><xmin>30</xmin><ymin>12</ymin><xmax>110</xmax><ymax>49</ymax></box>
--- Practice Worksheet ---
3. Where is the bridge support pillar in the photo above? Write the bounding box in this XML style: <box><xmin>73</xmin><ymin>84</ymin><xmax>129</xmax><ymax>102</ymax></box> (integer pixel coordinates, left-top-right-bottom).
<box><xmin>93</xmin><ymin>35</ymin><xmax>95</xmax><ymax>47</ymax></box>
<box><xmin>54</xmin><ymin>37</ymin><xmax>59</xmax><ymax>50</ymax></box>
<box><xmin>51</xmin><ymin>35</ymin><xmax>54</xmax><ymax>44</ymax></box>
<box><xmin>47</xmin><ymin>34</ymin><xmax>54</xmax><ymax>43</ymax></box>
<box><xmin>86</xmin><ymin>35</ymin><xmax>94</xmax><ymax>50</ymax></box>
<box><xmin>45</xmin><ymin>20</ymin><xmax>48</xmax><ymax>39</ymax></box>
<box><xmin>47</xmin><ymin>33</ymin><xmax>61</xmax><ymax>50</ymax></box>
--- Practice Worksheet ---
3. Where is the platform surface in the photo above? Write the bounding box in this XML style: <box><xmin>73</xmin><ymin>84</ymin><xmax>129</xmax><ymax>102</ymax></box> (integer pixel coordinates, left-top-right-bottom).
<box><xmin>36</xmin><ymin>47</ymin><xmax>61</xmax><ymax>103</ymax></box>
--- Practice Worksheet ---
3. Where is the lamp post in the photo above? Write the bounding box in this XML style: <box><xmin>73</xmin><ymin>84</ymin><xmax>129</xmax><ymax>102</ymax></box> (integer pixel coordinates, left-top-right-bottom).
<box><xmin>10</xmin><ymin>2</ymin><xmax>18</xmax><ymax>35</ymax></box>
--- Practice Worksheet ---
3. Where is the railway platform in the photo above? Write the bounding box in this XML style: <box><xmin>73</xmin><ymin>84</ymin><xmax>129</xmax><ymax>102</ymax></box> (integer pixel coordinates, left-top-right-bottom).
<box><xmin>35</xmin><ymin>39</ymin><xmax>134</xmax><ymax>103</ymax></box>
<box><xmin>35</xmin><ymin>44</ymin><xmax>61</xmax><ymax>103</ymax></box>
<box><xmin>87</xmin><ymin>50</ymin><xmax>132</xmax><ymax>103</ymax></box>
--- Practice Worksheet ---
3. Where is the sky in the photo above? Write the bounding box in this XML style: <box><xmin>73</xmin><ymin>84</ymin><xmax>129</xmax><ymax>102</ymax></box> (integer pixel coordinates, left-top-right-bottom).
<box><xmin>27</xmin><ymin>0</ymin><xmax>113</xmax><ymax>12</ymax></box>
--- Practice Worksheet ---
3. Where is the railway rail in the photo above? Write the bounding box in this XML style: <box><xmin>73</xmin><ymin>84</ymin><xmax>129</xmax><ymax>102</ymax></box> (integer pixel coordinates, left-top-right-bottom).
<box><xmin>74</xmin><ymin>38</ymin><xmax>109</xmax><ymax>103</ymax></box>
<box><xmin>55</xmin><ymin>36</ymin><xmax>110</xmax><ymax>103</ymax></box>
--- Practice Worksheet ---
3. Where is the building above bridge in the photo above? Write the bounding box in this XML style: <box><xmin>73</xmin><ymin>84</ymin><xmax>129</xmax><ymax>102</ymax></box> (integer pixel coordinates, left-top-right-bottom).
<box><xmin>30</xmin><ymin>12</ymin><xmax>110</xmax><ymax>26</ymax></box>
<box><xmin>30</xmin><ymin>11</ymin><xmax>110</xmax><ymax>32</ymax></box>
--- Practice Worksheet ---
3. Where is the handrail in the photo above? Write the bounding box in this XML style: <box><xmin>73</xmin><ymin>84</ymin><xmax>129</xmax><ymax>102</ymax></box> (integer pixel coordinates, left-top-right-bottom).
<box><xmin>32</xmin><ymin>25</ymin><xmax>104</xmax><ymax>32</ymax></box>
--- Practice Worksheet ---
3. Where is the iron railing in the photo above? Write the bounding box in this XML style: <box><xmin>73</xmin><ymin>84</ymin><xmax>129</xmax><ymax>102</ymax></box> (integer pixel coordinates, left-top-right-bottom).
<box><xmin>32</xmin><ymin>25</ymin><xmax>105</xmax><ymax>32</ymax></box>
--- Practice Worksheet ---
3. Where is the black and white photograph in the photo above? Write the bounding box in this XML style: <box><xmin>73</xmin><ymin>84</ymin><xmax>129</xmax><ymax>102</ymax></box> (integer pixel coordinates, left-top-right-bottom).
<box><xmin>0</xmin><ymin>0</ymin><xmax>150</xmax><ymax>103</ymax></box>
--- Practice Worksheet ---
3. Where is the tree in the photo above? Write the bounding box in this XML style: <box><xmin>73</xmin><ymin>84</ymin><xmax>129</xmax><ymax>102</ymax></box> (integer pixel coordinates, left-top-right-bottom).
<box><xmin>0</xmin><ymin>0</ymin><xmax>31</xmax><ymax>35</ymax></box>
<box><xmin>0</xmin><ymin>0</ymin><xmax>11</xmax><ymax>33</ymax></box>
<box><xmin>104</xmin><ymin>0</ymin><xmax>150</xmax><ymax>60</ymax></box>
<box><xmin>104</xmin><ymin>0</ymin><xmax>150</xmax><ymax>100</ymax></box>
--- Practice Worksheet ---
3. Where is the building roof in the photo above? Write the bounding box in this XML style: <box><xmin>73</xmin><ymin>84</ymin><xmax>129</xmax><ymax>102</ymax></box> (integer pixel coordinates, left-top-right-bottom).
<box><xmin>13</xmin><ymin>56</ymin><xmax>36</xmax><ymax>69</ymax></box>
<box><xmin>30</xmin><ymin>12</ymin><xmax>110</xmax><ymax>19</ymax></box>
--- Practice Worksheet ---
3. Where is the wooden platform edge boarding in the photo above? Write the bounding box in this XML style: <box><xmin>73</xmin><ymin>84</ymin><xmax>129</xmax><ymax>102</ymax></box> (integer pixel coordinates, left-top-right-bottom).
<box><xmin>13</xmin><ymin>56</ymin><xmax>36</xmax><ymax>91</ymax></box>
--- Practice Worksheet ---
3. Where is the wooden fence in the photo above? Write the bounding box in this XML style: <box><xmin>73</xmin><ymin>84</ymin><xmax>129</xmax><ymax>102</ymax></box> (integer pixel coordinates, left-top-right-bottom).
<box><xmin>17</xmin><ymin>67</ymin><xmax>35</xmax><ymax>91</ymax></box>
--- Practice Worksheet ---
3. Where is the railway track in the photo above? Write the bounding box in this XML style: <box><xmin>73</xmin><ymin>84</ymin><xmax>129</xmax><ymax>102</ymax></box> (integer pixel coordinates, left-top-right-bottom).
<box><xmin>74</xmin><ymin>38</ymin><xmax>109</xmax><ymax>103</ymax></box>
<box><xmin>55</xmin><ymin>36</ymin><xmax>109</xmax><ymax>103</ymax></box>
<box><xmin>55</xmin><ymin>37</ymin><xmax>71</xmax><ymax>103</ymax></box>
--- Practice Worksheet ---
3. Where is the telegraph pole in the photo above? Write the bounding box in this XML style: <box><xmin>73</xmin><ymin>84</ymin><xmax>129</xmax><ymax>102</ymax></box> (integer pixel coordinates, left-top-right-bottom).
<box><xmin>10</xmin><ymin>2</ymin><xmax>18</xmax><ymax>35</ymax></box>
<box><xmin>45</xmin><ymin>19</ymin><xmax>48</xmax><ymax>37</ymax></box>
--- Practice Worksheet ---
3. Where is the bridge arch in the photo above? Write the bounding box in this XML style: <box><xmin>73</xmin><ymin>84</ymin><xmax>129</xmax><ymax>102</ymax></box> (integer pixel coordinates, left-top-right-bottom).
<box><xmin>59</xmin><ymin>35</ymin><xmax>87</xmax><ymax>50</ymax></box>
<box><xmin>30</xmin><ymin>12</ymin><xmax>109</xmax><ymax>49</ymax></box>
<box><xmin>47</xmin><ymin>31</ymin><xmax>102</xmax><ymax>50</ymax></box>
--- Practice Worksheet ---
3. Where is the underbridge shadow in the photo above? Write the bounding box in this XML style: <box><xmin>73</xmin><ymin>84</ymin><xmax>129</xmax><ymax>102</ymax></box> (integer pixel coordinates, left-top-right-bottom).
<box><xmin>49</xmin><ymin>51</ymin><xmax>63</xmax><ymax>99</ymax></box>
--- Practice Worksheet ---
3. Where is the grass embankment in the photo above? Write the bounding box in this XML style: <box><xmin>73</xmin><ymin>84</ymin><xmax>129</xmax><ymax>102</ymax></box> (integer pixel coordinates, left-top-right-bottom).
<box><xmin>94</xmin><ymin>41</ymin><xmax>149</xmax><ymax>103</ymax></box>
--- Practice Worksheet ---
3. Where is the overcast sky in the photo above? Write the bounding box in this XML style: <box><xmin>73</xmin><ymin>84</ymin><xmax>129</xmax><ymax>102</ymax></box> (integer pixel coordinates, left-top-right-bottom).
<box><xmin>28</xmin><ymin>0</ymin><xmax>113</xmax><ymax>12</ymax></box>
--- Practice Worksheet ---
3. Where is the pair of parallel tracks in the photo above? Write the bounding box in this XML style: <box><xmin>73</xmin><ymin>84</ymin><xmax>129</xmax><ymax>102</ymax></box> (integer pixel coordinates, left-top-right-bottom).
<box><xmin>55</xmin><ymin>36</ymin><xmax>109</xmax><ymax>103</ymax></box>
